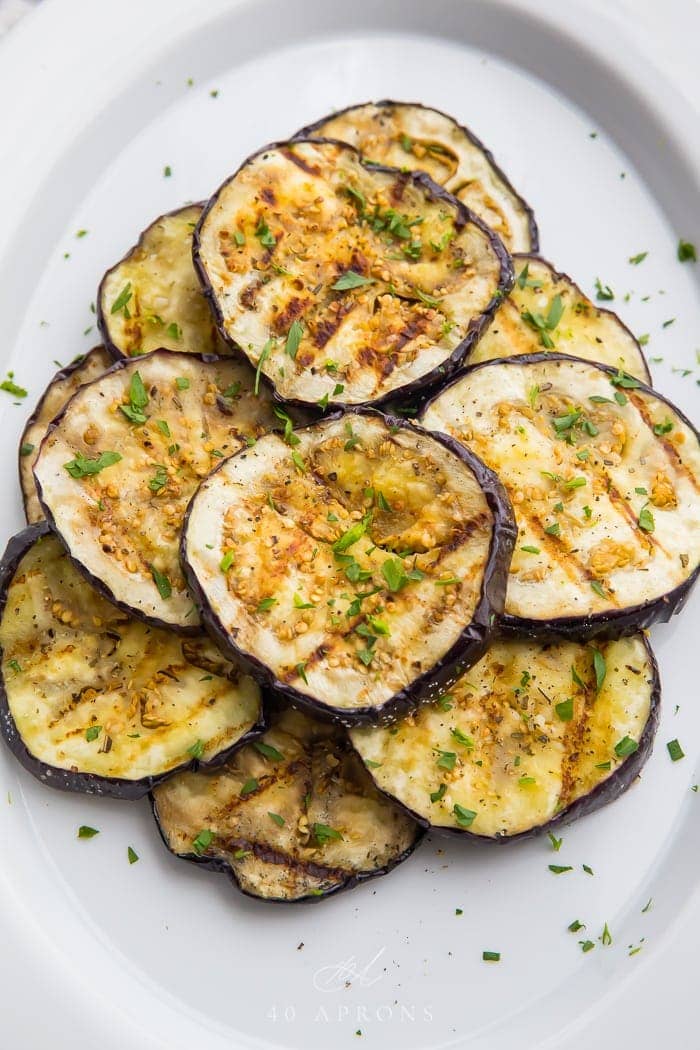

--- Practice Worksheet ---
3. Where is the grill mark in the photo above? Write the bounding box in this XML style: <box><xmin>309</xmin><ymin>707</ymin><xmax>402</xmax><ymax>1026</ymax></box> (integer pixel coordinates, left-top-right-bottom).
<box><xmin>312</xmin><ymin>299</ymin><xmax>356</xmax><ymax>349</ymax></box>
<box><xmin>223</xmin><ymin>836</ymin><xmax>349</xmax><ymax>882</ymax></box>
<box><xmin>629</xmin><ymin>392</ymin><xmax>700</xmax><ymax>493</ymax></box>
<box><xmin>557</xmin><ymin>660</ymin><xmax>595</xmax><ymax>807</ymax></box>
<box><xmin>271</xmin><ymin>295</ymin><xmax>310</xmax><ymax>337</ymax></box>
<box><xmin>260</xmin><ymin>186</ymin><xmax>276</xmax><ymax>206</ymax></box>
<box><xmin>282</xmin><ymin>148</ymin><xmax>321</xmax><ymax>176</ymax></box>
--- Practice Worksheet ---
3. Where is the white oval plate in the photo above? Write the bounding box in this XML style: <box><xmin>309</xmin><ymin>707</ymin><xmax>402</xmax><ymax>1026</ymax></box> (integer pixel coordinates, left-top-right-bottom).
<box><xmin>0</xmin><ymin>2</ymin><xmax>698</xmax><ymax>1049</ymax></box>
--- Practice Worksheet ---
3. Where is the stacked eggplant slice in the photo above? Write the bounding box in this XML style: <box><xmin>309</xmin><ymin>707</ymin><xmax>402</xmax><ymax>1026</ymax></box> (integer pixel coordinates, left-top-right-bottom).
<box><xmin>2</xmin><ymin>99</ymin><xmax>698</xmax><ymax>903</ymax></box>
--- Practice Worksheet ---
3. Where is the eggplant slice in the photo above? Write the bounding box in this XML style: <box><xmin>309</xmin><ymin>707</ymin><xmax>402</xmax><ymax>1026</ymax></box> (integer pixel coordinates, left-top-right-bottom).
<box><xmin>182</xmin><ymin>410</ymin><xmax>516</xmax><ymax>724</ymax></box>
<box><xmin>152</xmin><ymin>704</ymin><xmax>422</xmax><ymax>902</ymax></box>
<box><xmin>193</xmin><ymin>138</ymin><xmax>512</xmax><ymax>408</ymax></box>
<box><xmin>470</xmin><ymin>255</ymin><xmax>651</xmax><ymax>382</ymax></box>
<box><xmin>0</xmin><ymin>524</ymin><xmax>263</xmax><ymax>798</ymax></box>
<box><xmin>298</xmin><ymin>100</ymin><xmax>538</xmax><ymax>253</ymax></box>
<box><xmin>33</xmin><ymin>349</ymin><xmax>284</xmax><ymax>632</ymax></box>
<box><xmin>19</xmin><ymin>346</ymin><xmax>113</xmax><ymax>523</ymax></box>
<box><xmin>98</xmin><ymin>204</ymin><xmax>231</xmax><ymax>360</ymax></box>
<box><xmin>350</xmin><ymin>634</ymin><xmax>659</xmax><ymax>840</ymax></box>
<box><xmin>421</xmin><ymin>353</ymin><xmax>700</xmax><ymax>638</ymax></box>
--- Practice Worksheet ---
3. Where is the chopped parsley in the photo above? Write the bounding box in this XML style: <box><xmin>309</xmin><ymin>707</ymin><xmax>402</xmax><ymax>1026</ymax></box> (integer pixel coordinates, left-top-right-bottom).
<box><xmin>430</xmin><ymin>783</ymin><xmax>447</xmax><ymax>803</ymax></box>
<box><xmin>435</xmin><ymin>750</ymin><xmax>457</xmax><ymax>772</ymax></box>
<box><xmin>78</xmin><ymin>825</ymin><xmax>99</xmax><ymax>839</ymax></box>
<box><xmin>667</xmin><ymin>738</ymin><xmax>685</xmax><ymax>762</ymax></box>
<box><xmin>548</xmin><ymin>864</ymin><xmax>573</xmax><ymax>874</ymax></box>
<box><xmin>187</xmin><ymin>739</ymin><xmax>205</xmax><ymax>760</ymax></box>
<box><xmin>149</xmin><ymin>565</ymin><xmax>172</xmax><ymax>600</ymax></box>
<box><xmin>110</xmin><ymin>282</ymin><xmax>133</xmax><ymax>315</ymax></box>
<box><xmin>521</xmin><ymin>294</ymin><xmax>564</xmax><ymax>348</ymax></box>
<box><xmin>64</xmin><ymin>450</ymin><xmax>122</xmax><ymax>478</ymax></box>
<box><xmin>520</xmin><ymin>545</ymin><xmax>540</xmax><ymax>554</ymax></box>
<box><xmin>254</xmin><ymin>741</ymin><xmax>284</xmax><ymax>762</ymax></box>
<box><xmin>482</xmin><ymin>951</ymin><xmax>500</xmax><ymax>962</ymax></box>
<box><xmin>85</xmin><ymin>725</ymin><xmax>101</xmax><ymax>742</ymax></box>
<box><xmin>677</xmin><ymin>239</ymin><xmax>696</xmax><ymax>263</ymax></box>
<box><xmin>285</xmin><ymin>319</ymin><xmax>303</xmax><ymax>359</ymax></box>
<box><xmin>127</xmin><ymin>846</ymin><xmax>139</xmax><ymax>864</ymax></box>
<box><xmin>548</xmin><ymin>832</ymin><xmax>563</xmax><ymax>852</ymax></box>
<box><xmin>592</xmin><ymin>648</ymin><xmax>606</xmax><ymax>691</ymax></box>
<box><xmin>312</xmin><ymin>823</ymin><xmax>343</xmax><ymax>845</ymax></box>
<box><xmin>638</xmin><ymin>504</ymin><xmax>655</xmax><ymax>533</ymax></box>
<box><xmin>255</xmin><ymin>217</ymin><xmax>276</xmax><ymax>249</ymax></box>
<box><xmin>332</xmin><ymin>271</ymin><xmax>374</xmax><ymax>291</ymax></box>
<box><xmin>119</xmin><ymin>371</ymin><xmax>149</xmax><ymax>424</ymax></box>
<box><xmin>19</xmin><ymin>442</ymin><xmax>35</xmax><ymax>457</ymax></box>
<box><xmin>628</xmin><ymin>251</ymin><xmax>648</xmax><ymax>265</ymax></box>
<box><xmin>256</xmin><ymin>597</ymin><xmax>277</xmax><ymax>612</ymax></box>
<box><xmin>594</xmin><ymin>278</ymin><xmax>614</xmax><ymax>301</ymax></box>
<box><xmin>453</xmin><ymin>804</ymin><xmax>477</xmax><ymax>828</ymax></box>
<box><xmin>614</xmin><ymin>735</ymin><xmax>639</xmax><ymax>758</ymax></box>
<box><xmin>239</xmin><ymin>778</ymin><xmax>258</xmax><ymax>797</ymax></box>
<box><xmin>192</xmin><ymin>829</ymin><xmax>214</xmax><ymax>854</ymax></box>
<box><xmin>555</xmin><ymin>697</ymin><xmax>574</xmax><ymax>722</ymax></box>
<box><xmin>381</xmin><ymin>557</ymin><xmax>424</xmax><ymax>592</ymax></box>
<box><xmin>254</xmin><ymin>338</ymin><xmax>274</xmax><ymax>395</ymax></box>
<box><xmin>268</xmin><ymin>811</ymin><xmax>285</xmax><ymax>827</ymax></box>
<box><xmin>219</xmin><ymin>549</ymin><xmax>235</xmax><ymax>573</ymax></box>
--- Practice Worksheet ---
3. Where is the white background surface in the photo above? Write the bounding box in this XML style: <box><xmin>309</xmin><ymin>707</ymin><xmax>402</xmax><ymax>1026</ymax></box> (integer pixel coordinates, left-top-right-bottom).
<box><xmin>0</xmin><ymin>2</ymin><xmax>698</xmax><ymax>1049</ymax></box>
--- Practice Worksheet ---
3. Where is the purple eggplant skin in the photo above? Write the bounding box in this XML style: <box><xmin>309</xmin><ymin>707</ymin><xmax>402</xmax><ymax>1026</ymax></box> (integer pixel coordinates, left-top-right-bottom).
<box><xmin>149</xmin><ymin>794</ymin><xmax>426</xmax><ymax>907</ymax></box>
<box><xmin>294</xmin><ymin>99</ymin><xmax>540</xmax><ymax>253</ymax></box>
<box><xmin>420</xmin><ymin>351</ymin><xmax>700</xmax><ymax>642</ymax></box>
<box><xmin>356</xmin><ymin>633</ymin><xmax>660</xmax><ymax>845</ymax></box>
<box><xmin>181</xmin><ymin>406</ymin><xmax>517</xmax><ymax>728</ymax></box>
<box><xmin>191</xmin><ymin>137</ymin><xmax>515</xmax><ymax>413</ymax></box>
<box><xmin>0</xmin><ymin>522</ymin><xmax>268</xmax><ymax>800</ymax></box>
<box><xmin>511</xmin><ymin>253</ymin><xmax>652</xmax><ymax>384</ymax></box>
<box><xmin>18</xmin><ymin>346</ymin><xmax>112</xmax><ymax>523</ymax></box>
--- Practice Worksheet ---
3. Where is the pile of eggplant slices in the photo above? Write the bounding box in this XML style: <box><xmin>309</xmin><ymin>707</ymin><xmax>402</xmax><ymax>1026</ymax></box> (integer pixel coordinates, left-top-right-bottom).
<box><xmin>2</xmin><ymin>100</ymin><xmax>699</xmax><ymax>904</ymax></box>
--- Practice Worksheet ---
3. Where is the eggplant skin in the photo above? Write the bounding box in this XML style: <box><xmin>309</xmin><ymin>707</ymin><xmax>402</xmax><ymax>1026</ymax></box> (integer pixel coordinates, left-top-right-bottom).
<box><xmin>351</xmin><ymin>633</ymin><xmax>659</xmax><ymax>842</ymax></box>
<box><xmin>181</xmin><ymin>407</ymin><xmax>517</xmax><ymax>726</ymax></box>
<box><xmin>97</xmin><ymin>204</ymin><xmax>231</xmax><ymax>361</ymax></box>
<box><xmin>192</xmin><ymin>138</ymin><xmax>514</xmax><ymax>413</ymax></box>
<box><xmin>295</xmin><ymin>100</ymin><xmax>539</xmax><ymax>254</ymax></box>
<box><xmin>18</xmin><ymin>346</ymin><xmax>113</xmax><ymax>523</ymax></box>
<box><xmin>421</xmin><ymin>352</ymin><xmax>700</xmax><ymax>638</ymax></box>
<box><xmin>0</xmin><ymin>520</ymin><xmax>266</xmax><ymax>797</ymax></box>
<box><xmin>151</xmin><ymin>704</ymin><xmax>424</xmax><ymax>903</ymax></box>
<box><xmin>471</xmin><ymin>254</ymin><xmax>652</xmax><ymax>384</ymax></box>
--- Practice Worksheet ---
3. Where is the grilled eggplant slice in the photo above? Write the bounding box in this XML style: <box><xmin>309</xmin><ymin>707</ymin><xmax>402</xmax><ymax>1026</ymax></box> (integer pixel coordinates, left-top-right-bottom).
<box><xmin>193</xmin><ymin>138</ymin><xmax>512</xmax><ymax>408</ymax></box>
<box><xmin>470</xmin><ymin>255</ymin><xmax>651</xmax><ymax>382</ymax></box>
<box><xmin>299</xmin><ymin>101</ymin><xmax>538</xmax><ymax>253</ymax></box>
<box><xmin>421</xmin><ymin>353</ymin><xmax>700</xmax><ymax>638</ymax></box>
<box><xmin>19</xmin><ymin>346</ymin><xmax>113</xmax><ymax>523</ymax></box>
<box><xmin>182</xmin><ymin>409</ymin><xmax>515</xmax><ymax>724</ymax></box>
<box><xmin>98</xmin><ymin>204</ymin><xmax>230</xmax><ymax>360</ymax></box>
<box><xmin>152</xmin><ymin>704</ymin><xmax>422</xmax><ymax>901</ymax></box>
<box><xmin>350</xmin><ymin>634</ymin><xmax>659</xmax><ymax>840</ymax></box>
<box><xmin>0</xmin><ymin>524</ymin><xmax>263</xmax><ymax>798</ymax></box>
<box><xmin>33</xmin><ymin>349</ymin><xmax>283</xmax><ymax>632</ymax></box>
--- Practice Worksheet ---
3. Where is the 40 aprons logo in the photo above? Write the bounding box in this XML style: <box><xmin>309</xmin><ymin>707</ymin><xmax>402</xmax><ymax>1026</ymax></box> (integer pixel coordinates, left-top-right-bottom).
<box><xmin>266</xmin><ymin>947</ymin><xmax>434</xmax><ymax>1026</ymax></box>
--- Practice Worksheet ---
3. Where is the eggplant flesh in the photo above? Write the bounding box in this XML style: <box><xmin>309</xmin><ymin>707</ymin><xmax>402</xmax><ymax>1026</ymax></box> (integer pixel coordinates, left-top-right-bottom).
<box><xmin>33</xmin><ymin>349</ymin><xmax>284</xmax><ymax>632</ymax></box>
<box><xmin>299</xmin><ymin>100</ymin><xmax>538</xmax><ymax>253</ymax></box>
<box><xmin>152</xmin><ymin>704</ymin><xmax>422</xmax><ymax>902</ymax></box>
<box><xmin>471</xmin><ymin>255</ymin><xmax>651</xmax><ymax>383</ymax></box>
<box><xmin>193</xmin><ymin>138</ymin><xmax>512</xmax><ymax>407</ymax></box>
<box><xmin>0</xmin><ymin>525</ymin><xmax>263</xmax><ymax>798</ymax></box>
<box><xmin>19</xmin><ymin>346</ymin><xmax>113</xmax><ymax>523</ymax></box>
<box><xmin>421</xmin><ymin>353</ymin><xmax>700</xmax><ymax>638</ymax></box>
<box><xmin>350</xmin><ymin>634</ymin><xmax>658</xmax><ymax>839</ymax></box>
<box><xmin>98</xmin><ymin>204</ymin><xmax>230</xmax><ymax>360</ymax></box>
<box><xmin>182</xmin><ymin>410</ymin><xmax>515</xmax><ymax>724</ymax></box>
